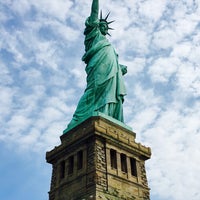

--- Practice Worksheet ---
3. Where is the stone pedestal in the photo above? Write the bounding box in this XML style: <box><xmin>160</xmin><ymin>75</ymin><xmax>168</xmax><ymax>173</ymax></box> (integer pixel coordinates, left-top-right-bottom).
<box><xmin>46</xmin><ymin>116</ymin><xmax>151</xmax><ymax>200</ymax></box>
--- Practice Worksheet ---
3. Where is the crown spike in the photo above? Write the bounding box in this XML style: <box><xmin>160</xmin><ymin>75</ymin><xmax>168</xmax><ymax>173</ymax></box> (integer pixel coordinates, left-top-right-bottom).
<box><xmin>107</xmin><ymin>20</ymin><xmax>115</xmax><ymax>24</ymax></box>
<box><xmin>108</xmin><ymin>27</ymin><xmax>114</xmax><ymax>30</ymax></box>
<box><xmin>105</xmin><ymin>12</ymin><xmax>110</xmax><ymax>21</ymax></box>
<box><xmin>107</xmin><ymin>32</ymin><xmax>111</xmax><ymax>37</ymax></box>
<box><xmin>100</xmin><ymin>10</ymin><xmax>103</xmax><ymax>19</ymax></box>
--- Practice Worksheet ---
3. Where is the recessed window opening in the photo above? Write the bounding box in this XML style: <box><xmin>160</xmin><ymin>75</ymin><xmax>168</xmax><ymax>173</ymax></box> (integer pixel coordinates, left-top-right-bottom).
<box><xmin>110</xmin><ymin>149</ymin><xmax>117</xmax><ymax>169</ymax></box>
<box><xmin>77</xmin><ymin>150</ymin><xmax>83</xmax><ymax>170</ymax></box>
<box><xmin>60</xmin><ymin>161</ymin><xmax>65</xmax><ymax>179</ymax></box>
<box><xmin>120</xmin><ymin>153</ymin><xmax>127</xmax><ymax>173</ymax></box>
<box><xmin>68</xmin><ymin>156</ymin><xmax>74</xmax><ymax>175</ymax></box>
<box><xmin>130</xmin><ymin>157</ymin><xmax>137</xmax><ymax>177</ymax></box>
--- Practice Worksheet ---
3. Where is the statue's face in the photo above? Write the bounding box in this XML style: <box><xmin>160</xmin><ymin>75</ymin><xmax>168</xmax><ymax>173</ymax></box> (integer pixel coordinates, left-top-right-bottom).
<box><xmin>99</xmin><ymin>22</ymin><xmax>108</xmax><ymax>35</ymax></box>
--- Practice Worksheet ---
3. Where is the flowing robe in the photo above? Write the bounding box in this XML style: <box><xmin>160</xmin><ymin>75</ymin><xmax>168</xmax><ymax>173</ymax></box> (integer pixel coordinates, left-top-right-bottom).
<box><xmin>67</xmin><ymin>17</ymin><xmax>126</xmax><ymax>129</ymax></box>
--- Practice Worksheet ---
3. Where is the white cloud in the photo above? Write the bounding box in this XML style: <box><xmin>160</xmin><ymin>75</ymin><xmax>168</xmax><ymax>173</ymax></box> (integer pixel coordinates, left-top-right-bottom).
<box><xmin>115</xmin><ymin>27</ymin><xmax>149</xmax><ymax>56</ymax></box>
<box><xmin>130</xmin><ymin>106</ymin><xmax>161</xmax><ymax>134</ymax></box>
<box><xmin>176</xmin><ymin>61</ymin><xmax>200</xmax><ymax>97</ymax></box>
<box><xmin>175</xmin><ymin>17</ymin><xmax>198</xmax><ymax>38</ymax></box>
<box><xmin>71</xmin><ymin>64</ymin><xmax>87</xmax><ymax>89</ymax></box>
<box><xmin>6</xmin><ymin>114</ymin><xmax>32</xmax><ymax>135</ymax></box>
<box><xmin>133</xmin><ymin>84</ymin><xmax>162</xmax><ymax>108</ymax></box>
<box><xmin>6</xmin><ymin>0</ymin><xmax>73</xmax><ymax>22</ymax></box>
<box><xmin>33</xmin><ymin>0</ymin><xmax>73</xmax><ymax>21</ymax></box>
<box><xmin>35</xmin><ymin>107</ymin><xmax>64</xmax><ymax>129</ymax></box>
<box><xmin>0</xmin><ymin>62</ymin><xmax>13</xmax><ymax>85</ymax></box>
<box><xmin>0</xmin><ymin>30</ymin><xmax>29</xmax><ymax>65</ymax></box>
<box><xmin>18</xmin><ymin>128</ymin><xmax>40</xmax><ymax>150</ymax></box>
<box><xmin>152</xmin><ymin>27</ymin><xmax>179</xmax><ymax>49</ymax></box>
<box><xmin>0</xmin><ymin>86</ymin><xmax>16</xmax><ymax>122</ymax></box>
<box><xmin>5</xmin><ymin>0</ymin><xmax>31</xmax><ymax>16</ymax></box>
<box><xmin>171</xmin><ymin>42</ymin><xmax>192</xmax><ymax>58</ymax></box>
<box><xmin>33</xmin><ymin>41</ymin><xmax>59</xmax><ymax>70</ymax></box>
<box><xmin>126</xmin><ymin>84</ymin><xmax>163</xmax><ymax>142</ymax></box>
<box><xmin>138</xmin><ymin>0</ymin><xmax>167</xmax><ymax>22</ymax></box>
<box><xmin>20</xmin><ymin>68</ymin><xmax>43</xmax><ymax>86</ymax></box>
<box><xmin>123</xmin><ymin>57</ymin><xmax>146</xmax><ymax>76</ymax></box>
<box><xmin>189</xmin><ymin>45</ymin><xmax>200</xmax><ymax>64</ymax></box>
<box><xmin>144</xmin><ymin>101</ymin><xmax>200</xmax><ymax>200</ymax></box>
<box><xmin>148</xmin><ymin>57</ymin><xmax>180</xmax><ymax>83</ymax></box>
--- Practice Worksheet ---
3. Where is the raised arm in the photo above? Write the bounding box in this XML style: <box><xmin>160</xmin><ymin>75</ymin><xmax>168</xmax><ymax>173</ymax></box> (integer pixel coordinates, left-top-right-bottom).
<box><xmin>90</xmin><ymin>0</ymin><xmax>99</xmax><ymax>21</ymax></box>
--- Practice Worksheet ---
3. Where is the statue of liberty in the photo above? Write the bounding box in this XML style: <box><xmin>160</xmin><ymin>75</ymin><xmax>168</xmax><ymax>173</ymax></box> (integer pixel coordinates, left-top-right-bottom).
<box><xmin>67</xmin><ymin>0</ymin><xmax>127</xmax><ymax>129</ymax></box>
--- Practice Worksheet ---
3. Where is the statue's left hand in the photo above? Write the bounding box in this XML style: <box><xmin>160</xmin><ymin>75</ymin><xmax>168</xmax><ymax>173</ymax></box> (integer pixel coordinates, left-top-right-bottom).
<box><xmin>120</xmin><ymin>64</ymin><xmax>127</xmax><ymax>75</ymax></box>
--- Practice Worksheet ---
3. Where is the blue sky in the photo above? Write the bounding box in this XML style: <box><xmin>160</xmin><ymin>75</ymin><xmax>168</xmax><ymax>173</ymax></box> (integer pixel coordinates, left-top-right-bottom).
<box><xmin>0</xmin><ymin>0</ymin><xmax>200</xmax><ymax>199</ymax></box>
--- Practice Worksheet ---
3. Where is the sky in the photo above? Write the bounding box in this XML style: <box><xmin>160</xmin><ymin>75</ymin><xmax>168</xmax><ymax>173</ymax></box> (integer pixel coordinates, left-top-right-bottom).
<box><xmin>0</xmin><ymin>0</ymin><xmax>200</xmax><ymax>199</ymax></box>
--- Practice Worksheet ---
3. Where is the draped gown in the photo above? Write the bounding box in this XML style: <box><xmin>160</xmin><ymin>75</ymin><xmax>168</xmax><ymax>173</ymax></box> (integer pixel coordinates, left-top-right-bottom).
<box><xmin>67</xmin><ymin>16</ymin><xmax>126</xmax><ymax>129</ymax></box>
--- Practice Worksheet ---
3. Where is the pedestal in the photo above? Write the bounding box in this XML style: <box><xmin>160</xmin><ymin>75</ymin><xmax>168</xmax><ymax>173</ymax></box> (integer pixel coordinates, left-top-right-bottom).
<box><xmin>46</xmin><ymin>116</ymin><xmax>151</xmax><ymax>200</ymax></box>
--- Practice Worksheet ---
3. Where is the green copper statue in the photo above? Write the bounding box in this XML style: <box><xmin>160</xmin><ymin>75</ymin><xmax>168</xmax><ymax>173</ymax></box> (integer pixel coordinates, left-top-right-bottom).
<box><xmin>67</xmin><ymin>0</ymin><xmax>127</xmax><ymax>129</ymax></box>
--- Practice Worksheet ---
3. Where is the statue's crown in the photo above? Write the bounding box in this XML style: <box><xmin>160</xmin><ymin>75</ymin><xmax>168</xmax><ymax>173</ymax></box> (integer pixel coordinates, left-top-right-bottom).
<box><xmin>100</xmin><ymin>11</ymin><xmax>114</xmax><ymax>36</ymax></box>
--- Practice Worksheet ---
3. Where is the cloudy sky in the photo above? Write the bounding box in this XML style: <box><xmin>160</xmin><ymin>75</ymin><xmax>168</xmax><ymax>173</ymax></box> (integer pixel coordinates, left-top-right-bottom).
<box><xmin>0</xmin><ymin>0</ymin><xmax>200</xmax><ymax>199</ymax></box>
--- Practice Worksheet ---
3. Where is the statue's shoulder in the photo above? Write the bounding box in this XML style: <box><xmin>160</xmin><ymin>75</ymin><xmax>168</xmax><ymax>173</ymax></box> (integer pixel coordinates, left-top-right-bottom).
<box><xmin>84</xmin><ymin>17</ymin><xmax>100</xmax><ymax>36</ymax></box>
<box><xmin>85</xmin><ymin>16</ymin><xmax>99</xmax><ymax>27</ymax></box>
